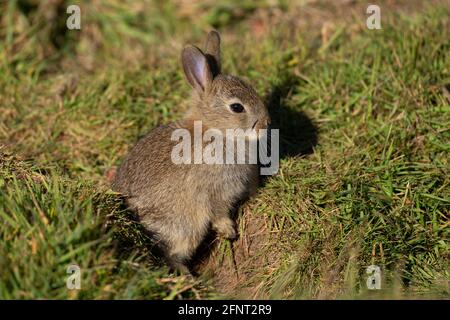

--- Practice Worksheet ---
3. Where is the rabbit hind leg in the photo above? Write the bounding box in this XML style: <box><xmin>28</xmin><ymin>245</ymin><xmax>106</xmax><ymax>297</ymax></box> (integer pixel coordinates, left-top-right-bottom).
<box><xmin>166</xmin><ymin>239</ymin><xmax>196</xmax><ymax>274</ymax></box>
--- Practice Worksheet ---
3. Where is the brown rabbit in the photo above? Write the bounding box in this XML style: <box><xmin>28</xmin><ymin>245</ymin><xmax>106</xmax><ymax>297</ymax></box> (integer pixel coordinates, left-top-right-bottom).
<box><xmin>113</xmin><ymin>31</ymin><xmax>270</xmax><ymax>273</ymax></box>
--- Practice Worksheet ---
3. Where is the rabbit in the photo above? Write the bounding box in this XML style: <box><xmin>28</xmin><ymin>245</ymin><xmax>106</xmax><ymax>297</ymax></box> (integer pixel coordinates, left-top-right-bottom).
<box><xmin>113</xmin><ymin>30</ymin><xmax>270</xmax><ymax>273</ymax></box>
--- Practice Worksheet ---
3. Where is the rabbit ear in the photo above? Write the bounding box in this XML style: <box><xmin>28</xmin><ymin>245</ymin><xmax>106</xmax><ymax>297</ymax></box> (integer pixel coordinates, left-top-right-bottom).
<box><xmin>181</xmin><ymin>45</ymin><xmax>213</xmax><ymax>94</ymax></box>
<box><xmin>204</xmin><ymin>30</ymin><xmax>221</xmax><ymax>75</ymax></box>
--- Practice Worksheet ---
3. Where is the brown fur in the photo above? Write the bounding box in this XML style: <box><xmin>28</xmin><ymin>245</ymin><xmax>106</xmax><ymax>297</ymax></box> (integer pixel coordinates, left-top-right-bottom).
<box><xmin>113</xmin><ymin>31</ymin><xmax>270</xmax><ymax>272</ymax></box>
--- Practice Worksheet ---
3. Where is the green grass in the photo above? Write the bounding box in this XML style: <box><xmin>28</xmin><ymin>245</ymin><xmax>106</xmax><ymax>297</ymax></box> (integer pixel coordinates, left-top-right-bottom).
<box><xmin>0</xmin><ymin>0</ymin><xmax>449</xmax><ymax>299</ymax></box>
<box><xmin>0</xmin><ymin>152</ymin><xmax>213</xmax><ymax>299</ymax></box>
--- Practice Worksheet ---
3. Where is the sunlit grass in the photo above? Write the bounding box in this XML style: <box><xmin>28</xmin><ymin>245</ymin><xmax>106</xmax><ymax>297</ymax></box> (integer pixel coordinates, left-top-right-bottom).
<box><xmin>0</xmin><ymin>0</ymin><xmax>448</xmax><ymax>299</ymax></box>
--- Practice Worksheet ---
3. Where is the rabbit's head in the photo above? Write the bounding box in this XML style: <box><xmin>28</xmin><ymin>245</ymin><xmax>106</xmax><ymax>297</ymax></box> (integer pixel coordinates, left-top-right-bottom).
<box><xmin>182</xmin><ymin>31</ymin><xmax>270</xmax><ymax>135</ymax></box>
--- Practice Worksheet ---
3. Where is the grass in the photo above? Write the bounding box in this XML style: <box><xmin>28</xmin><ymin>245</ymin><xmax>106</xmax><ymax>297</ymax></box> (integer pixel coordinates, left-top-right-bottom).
<box><xmin>0</xmin><ymin>0</ymin><xmax>449</xmax><ymax>299</ymax></box>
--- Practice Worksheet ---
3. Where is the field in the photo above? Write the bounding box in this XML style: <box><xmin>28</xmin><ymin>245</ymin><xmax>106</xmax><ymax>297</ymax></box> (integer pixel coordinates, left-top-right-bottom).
<box><xmin>0</xmin><ymin>0</ymin><xmax>449</xmax><ymax>299</ymax></box>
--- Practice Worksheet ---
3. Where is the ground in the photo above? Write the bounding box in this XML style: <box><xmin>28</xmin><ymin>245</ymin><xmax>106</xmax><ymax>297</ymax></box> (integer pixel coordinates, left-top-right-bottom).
<box><xmin>0</xmin><ymin>0</ymin><xmax>449</xmax><ymax>299</ymax></box>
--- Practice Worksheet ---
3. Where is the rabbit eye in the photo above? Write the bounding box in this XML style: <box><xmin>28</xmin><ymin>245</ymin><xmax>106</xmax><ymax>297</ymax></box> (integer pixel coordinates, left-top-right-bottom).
<box><xmin>229</xmin><ymin>103</ymin><xmax>245</xmax><ymax>113</ymax></box>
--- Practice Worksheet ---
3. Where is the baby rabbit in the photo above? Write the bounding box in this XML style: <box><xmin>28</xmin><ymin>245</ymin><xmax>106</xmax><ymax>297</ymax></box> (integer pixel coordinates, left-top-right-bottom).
<box><xmin>113</xmin><ymin>31</ymin><xmax>270</xmax><ymax>273</ymax></box>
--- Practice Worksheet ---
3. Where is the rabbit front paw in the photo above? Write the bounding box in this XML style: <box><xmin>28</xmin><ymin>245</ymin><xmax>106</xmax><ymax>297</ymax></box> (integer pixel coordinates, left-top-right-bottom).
<box><xmin>212</xmin><ymin>218</ymin><xmax>236</xmax><ymax>240</ymax></box>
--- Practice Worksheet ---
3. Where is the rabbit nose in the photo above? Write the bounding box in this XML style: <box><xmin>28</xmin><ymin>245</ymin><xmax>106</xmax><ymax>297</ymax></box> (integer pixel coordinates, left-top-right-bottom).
<box><xmin>253</xmin><ymin>117</ymin><xmax>270</xmax><ymax>129</ymax></box>
<box><xmin>260</xmin><ymin>118</ymin><xmax>270</xmax><ymax>128</ymax></box>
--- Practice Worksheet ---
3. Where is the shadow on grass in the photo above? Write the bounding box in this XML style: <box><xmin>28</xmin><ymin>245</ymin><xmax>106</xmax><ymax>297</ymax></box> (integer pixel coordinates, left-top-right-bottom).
<box><xmin>267</xmin><ymin>77</ymin><xmax>318</xmax><ymax>159</ymax></box>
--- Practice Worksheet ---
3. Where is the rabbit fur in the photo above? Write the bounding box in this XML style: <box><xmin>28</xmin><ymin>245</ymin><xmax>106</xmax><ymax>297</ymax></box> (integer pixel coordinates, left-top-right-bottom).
<box><xmin>113</xmin><ymin>31</ymin><xmax>270</xmax><ymax>272</ymax></box>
